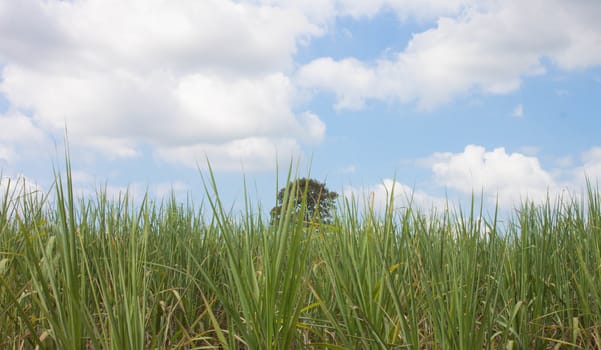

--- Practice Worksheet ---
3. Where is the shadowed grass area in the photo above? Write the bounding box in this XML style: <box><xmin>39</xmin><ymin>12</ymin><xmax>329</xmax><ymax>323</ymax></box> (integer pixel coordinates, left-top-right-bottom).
<box><xmin>1</xmin><ymin>160</ymin><xmax>601</xmax><ymax>349</ymax></box>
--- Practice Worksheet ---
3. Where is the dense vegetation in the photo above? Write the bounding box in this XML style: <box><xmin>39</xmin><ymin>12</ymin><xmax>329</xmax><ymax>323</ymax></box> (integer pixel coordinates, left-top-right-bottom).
<box><xmin>2</xmin><ymin>165</ymin><xmax>601</xmax><ymax>349</ymax></box>
<box><xmin>270</xmin><ymin>177</ymin><xmax>338</xmax><ymax>225</ymax></box>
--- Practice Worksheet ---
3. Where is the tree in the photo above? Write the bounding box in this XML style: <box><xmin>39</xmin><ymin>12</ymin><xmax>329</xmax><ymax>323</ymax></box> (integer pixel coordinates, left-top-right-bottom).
<box><xmin>270</xmin><ymin>178</ymin><xmax>338</xmax><ymax>225</ymax></box>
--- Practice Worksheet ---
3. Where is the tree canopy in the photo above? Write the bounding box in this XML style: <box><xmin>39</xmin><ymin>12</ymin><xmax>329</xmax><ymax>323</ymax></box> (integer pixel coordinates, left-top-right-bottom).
<box><xmin>270</xmin><ymin>178</ymin><xmax>338</xmax><ymax>225</ymax></box>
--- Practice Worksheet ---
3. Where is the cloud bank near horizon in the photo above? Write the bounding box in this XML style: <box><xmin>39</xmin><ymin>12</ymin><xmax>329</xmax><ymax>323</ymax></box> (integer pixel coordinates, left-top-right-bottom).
<box><xmin>346</xmin><ymin>145</ymin><xmax>601</xmax><ymax>211</ymax></box>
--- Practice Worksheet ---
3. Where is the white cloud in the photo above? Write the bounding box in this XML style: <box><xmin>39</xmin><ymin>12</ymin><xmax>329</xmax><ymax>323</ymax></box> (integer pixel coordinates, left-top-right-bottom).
<box><xmin>0</xmin><ymin>145</ymin><xmax>13</xmax><ymax>163</ymax></box>
<box><xmin>427</xmin><ymin>145</ymin><xmax>559</xmax><ymax>208</ymax></box>
<box><xmin>0</xmin><ymin>0</ymin><xmax>321</xmax><ymax>74</ymax></box>
<box><xmin>0</xmin><ymin>111</ymin><xmax>48</xmax><ymax>163</ymax></box>
<box><xmin>297</xmin><ymin>0</ymin><xmax>601</xmax><ymax>110</ymax></box>
<box><xmin>297</xmin><ymin>57</ymin><xmax>377</xmax><ymax>110</ymax></box>
<box><xmin>173</xmin><ymin>73</ymin><xmax>325</xmax><ymax>144</ymax></box>
<box><xmin>155</xmin><ymin>137</ymin><xmax>302</xmax><ymax>172</ymax></box>
<box><xmin>344</xmin><ymin>178</ymin><xmax>447</xmax><ymax>213</ymax></box>
<box><xmin>512</xmin><ymin>103</ymin><xmax>524</xmax><ymax>118</ymax></box>
<box><xmin>0</xmin><ymin>112</ymin><xmax>45</xmax><ymax>143</ymax></box>
<box><xmin>0</xmin><ymin>0</ymin><xmax>326</xmax><ymax>170</ymax></box>
<box><xmin>345</xmin><ymin>145</ymin><xmax>601</xmax><ymax>214</ymax></box>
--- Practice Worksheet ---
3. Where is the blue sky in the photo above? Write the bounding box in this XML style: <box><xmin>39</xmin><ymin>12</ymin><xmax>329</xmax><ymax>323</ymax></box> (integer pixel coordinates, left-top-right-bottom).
<box><xmin>1</xmin><ymin>0</ymin><xmax>600</xmax><ymax>214</ymax></box>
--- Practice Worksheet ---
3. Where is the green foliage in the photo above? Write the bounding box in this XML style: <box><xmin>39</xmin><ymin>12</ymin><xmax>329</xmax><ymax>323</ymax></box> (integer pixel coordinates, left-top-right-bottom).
<box><xmin>2</xmin><ymin>161</ymin><xmax>601</xmax><ymax>349</ymax></box>
<box><xmin>270</xmin><ymin>177</ymin><xmax>338</xmax><ymax>225</ymax></box>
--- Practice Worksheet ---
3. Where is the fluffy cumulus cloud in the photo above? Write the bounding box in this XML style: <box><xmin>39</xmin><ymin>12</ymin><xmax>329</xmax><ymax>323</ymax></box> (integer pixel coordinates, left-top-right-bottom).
<box><xmin>0</xmin><ymin>111</ymin><xmax>47</xmax><ymax>163</ymax></box>
<box><xmin>297</xmin><ymin>0</ymin><xmax>601</xmax><ymax>109</ymax></box>
<box><xmin>425</xmin><ymin>145</ymin><xmax>561</xmax><ymax>208</ymax></box>
<box><xmin>297</xmin><ymin>57</ymin><xmax>377</xmax><ymax>110</ymax></box>
<box><xmin>155</xmin><ymin>137</ymin><xmax>303</xmax><ymax>171</ymax></box>
<box><xmin>0</xmin><ymin>0</ymin><xmax>321</xmax><ymax>73</ymax></box>
<box><xmin>0</xmin><ymin>0</ymin><xmax>326</xmax><ymax>170</ymax></box>
<box><xmin>0</xmin><ymin>112</ymin><xmax>45</xmax><ymax>143</ymax></box>
<box><xmin>339</xmin><ymin>143</ymin><xmax>601</xmax><ymax>213</ymax></box>
<box><xmin>0</xmin><ymin>145</ymin><xmax>13</xmax><ymax>164</ymax></box>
